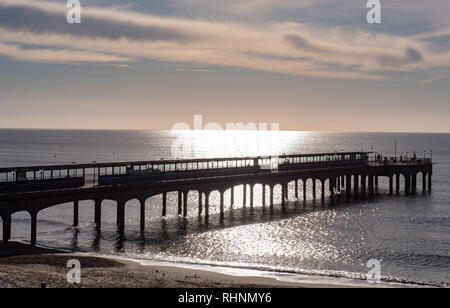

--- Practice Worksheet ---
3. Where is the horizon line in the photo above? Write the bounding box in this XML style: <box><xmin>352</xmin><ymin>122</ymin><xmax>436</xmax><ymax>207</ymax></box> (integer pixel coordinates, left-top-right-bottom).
<box><xmin>0</xmin><ymin>127</ymin><xmax>449</xmax><ymax>134</ymax></box>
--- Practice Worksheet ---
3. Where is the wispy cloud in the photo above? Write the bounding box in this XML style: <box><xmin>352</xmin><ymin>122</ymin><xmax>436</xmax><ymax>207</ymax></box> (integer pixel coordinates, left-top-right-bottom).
<box><xmin>0</xmin><ymin>0</ymin><xmax>449</xmax><ymax>80</ymax></box>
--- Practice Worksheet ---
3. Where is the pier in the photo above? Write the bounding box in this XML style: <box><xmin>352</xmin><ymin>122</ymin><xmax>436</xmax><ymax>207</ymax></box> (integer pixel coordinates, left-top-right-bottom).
<box><xmin>0</xmin><ymin>152</ymin><xmax>432</xmax><ymax>246</ymax></box>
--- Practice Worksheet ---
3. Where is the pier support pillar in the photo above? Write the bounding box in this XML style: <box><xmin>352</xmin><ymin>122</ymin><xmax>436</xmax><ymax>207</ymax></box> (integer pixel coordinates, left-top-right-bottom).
<box><xmin>117</xmin><ymin>201</ymin><xmax>125</xmax><ymax>234</ymax></box>
<box><xmin>243</xmin><ymin>184</ymin><xmax>247</xmax><ymax>207</ymax></box>
<box><xmin>205</xmin><ymin>192</ymin><xmax>210</xmax><ymax>221</ymax></box>
<box><xmin>321</xmin><ymin>180</ymin><xmax>325</xmax><ymax>202</ymax></box>
<box><xmin>389</xmin><ymin>176</ymin><xmax>394</xmax><ymax>195</ymax></box>
<box><xmin>2</xmin><ymin>214</ymin><xmax>11</xmax><ymax>244</ymax></box>
<box><xmin>73</xmin><ymin>201</ymin><xmax>79</xmax><ymax>227</ymax></box>
<box><xmin>375</xmin><ymin>176</ymin><xmax>379</xmax><ymax>188</ymax></box>
<box><xmin>346</xmin><ymin>175</ymin><xmax>352</xmax><ymax>200</ymax></box>
<box><xmin>411</xmin><ymin>173</ymin><xmax>417</xmax><ymax>194</ymax></box>
<box><xmin>281</xmin><ymin>183</ymin><xmax>287</xmax><ymax>210</ymax></box>
<box><xmin>285</xmin><ymin>184</ymin><xmax>289</xmax><ymax>202</ymax></box>
<box><xmin>405</xmin><ymin>175</ymin><xmax>411</xmax><ymax>195</ymax></box>
<box><xmin>396</xmin><ymin>173</ymin><xmax>400</xmax><ymax>194</ymax></box>
<box><xmin>250</xmin><ymin>184</ymin><xmax>254</xmax><ymax>208</ymax></box>
<box><xmin>262</xmin><ymin>185</ymin><xmax>266</xmax><ymax>207</ymax></box>
<box><xmin>30</xmin><ymin>211</ymin><xmax>37</xmax><ymax>246</ymax></box>
<box><xmin>422</xmin><ymin>173</ymin><xmax>426</xmax><ymax>193</ymax></box>
<box><xmin>368</xmin><ymin>175</ymin><xmax>374</xmax><ymax>196</ymax></box>
<box><xmin>269</xmin><ymin>185</ymin><xmax>274</xmax><ymax>211</ymax></box>
<box><xmin>139</xmin><ymin>199</ymin><xmax>146</xmax><ymax>231</ymax></box>
<box><xmin>178</xmin><ymin>191</ymin><xmax>182</xmax><ymax>216</ymax></box>
<box><xmin>295</xmin><ymin>180</ymin><xmax>299</xmax><ymax>199</ymax></box>
<box><xmin>337</xmin><ymin>177</ymin><xmax>340</xmax><ymax>191</ymax></box>
<box><xmin>94</xmin><ymin>199</ymin><xmax>102</xmax><ymax>230</ymax></box>
<box><xmin>353</xmin><ymin>175</ymin><xmax>359</xmax><ymax>198</ymax></box>
<box><xmin>162</xmin><ymin>192</ymin><xmax>167</xmax><ymax>217</ymax></box>
<box><xmin>230</xmin><ymin>187</ymin><xmax>234</xmax><ymax>207</ymax></box>
<box><xmin>303</xmin><ymin>180</ymin><xmax>307</xmax><ymax>201</ymax></box>
<box><xmin>312</xmin><ymin>180</ymin><xmax>317</xmax><ymax>200</ymax></box>
<box><xmin>183</xmin><ymin>191</ymin><xmax>188</xmax><ymax>218</ymax></box>
<box><xmin>198</xmin><ymin>192</ymin><xmax>203</xmax><ymax>217</ymax></box>
<box><xmin>329</xmin><ymin>178</ymin><xmax>335</xmax><ymax>201</ymax></box>
<box><xmin>361</xmin><ymin>175</ymin><xmax>366</xmax><ymax>196</ymax></box>
<box><xmin>220</xmin><ymin>191</ymin><xmax>224</xmax><ymax>221</ymax></box>
<box><xmin>428</xmin><ymin>173</ymin><xmax>432</xmax><ymax>192</ymax></box>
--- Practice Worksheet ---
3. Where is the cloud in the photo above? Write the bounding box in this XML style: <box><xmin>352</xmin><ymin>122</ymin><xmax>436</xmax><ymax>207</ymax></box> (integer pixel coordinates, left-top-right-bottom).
<box><xmin>0</xmin><ymin>41</ymin><xmax>132</xmax><ymax>64</ymax></box>
<box><xmin>0</xmin><ymin>3</ymin><xmax>193</xmax><ymax>42</ymax></box>
<box><xmin>376</xmin><ymin>47</ymin><xmax>424</xmax><ymax>68</ymax></box>
<box><xmin>0</xmin><ymin>0</ymin><xmax>449</xmax><ymax>79</ymax></box>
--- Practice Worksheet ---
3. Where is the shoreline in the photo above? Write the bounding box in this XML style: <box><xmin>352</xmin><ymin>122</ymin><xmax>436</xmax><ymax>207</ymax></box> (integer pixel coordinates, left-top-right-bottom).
<box><xmin>0</xmin><ymin>242</ymin><xmax>419</xmax><ymax>288</ymax></box>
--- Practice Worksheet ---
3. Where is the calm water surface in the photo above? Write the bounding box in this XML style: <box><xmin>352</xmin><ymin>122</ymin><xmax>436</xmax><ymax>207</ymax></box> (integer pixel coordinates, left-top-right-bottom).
<box><xmin>0</xmin><ymin>130</ymin><xmax>449</xmax><ymax>286</ymax></box>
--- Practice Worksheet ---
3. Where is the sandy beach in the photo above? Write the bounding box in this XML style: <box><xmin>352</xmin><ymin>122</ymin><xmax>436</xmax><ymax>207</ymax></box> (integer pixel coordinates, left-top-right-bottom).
<box><xmin>0</xmin><ymin>242</ymin><xmax>388</xmax><ymax>288</ymax></box>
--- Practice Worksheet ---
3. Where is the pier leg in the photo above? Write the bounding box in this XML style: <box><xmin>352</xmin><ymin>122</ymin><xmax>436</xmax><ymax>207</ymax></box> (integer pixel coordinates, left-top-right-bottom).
<box><xmin>231</xmin><ymin>187</ymin><xmax>234</xmax><ymax>207</ymax></box>
<box><xmin>361</xmin><ymin>175</ymin><xmax>366</xmax><ymax>196</ymax></box>
<box><xmin>337</xmin><ymin>177</ymin><xmax>340</xmax><ymax>191</ymax></box>
<box><xmin>281</xmin><ymin>183</ymin><xmax>286</xmax><ymax>210</ymax></box>
<box><xmin>205</xmin><ymin>193</ymin><xmax>210</xmax><ymax>221</ymax></box>
<box><xmin>117</xmin><ymin>201</ymin><xmax>125</xmax><ymax>233</ymax></box>
<box><xmin>285</xmin><ymin>184</ymin><xmax>289</xmax><ymax>201</ymax></box>
<box><xmin>162</xmin><ymin>192</ymin><xmax>167</xmax><ymax>217</ymax></box>
<box><xmin>73</xmin><ymin>201</ymin><xmax>79</xmax><ymax>227</ymax></box>
<box><xmin>303</xmin><ymin>180</ymin><xmax>307</xmax><ymax>201</ymax></box>
<box><xmin>95</xmin><ymin>199</ymin><xmax>102</xmax><ymax>230</ymax></box>
<box><xmin>321</xmin><ymin>180</ymin><xmax>325</xmax><ymax>203</ymax></box>
<box><xmin>140</xmin><ymin>199</ymin><xmax>145</xmax><ymax>231</ymax></box>
<box><xmin>262</xmin><ymin>185</ymin><xmax>266</xmax><ymax>207</ymax></box>
<box><xmin>396</xmin><ymin>173</ymin><xmax>400</xmax><ymax>194</ymax></box>
<box><xmin>411</xmin><ymin>173</ymin><xmax>417</xmax><ymax>194</ymax></box>
<box><xmin>30</xmin><ymin>212</ymin><xmax>37</xmax><ymax>246</ymax></box>
<box><xmin>354</xmin><ymin>175</ymin><xmax>359</xmax><ymax>198</ymax></box>
<box><xmin>375</xmin><ymin>176</ymin><xmax>379</xmax><ymax>189</ymax></box>
<box><xmin>178</xmin><ymin>191</ymin><xmax>182</xmax><ymax>216</ymax></box>
<box><xmin>422</xmin><ymin>173</ymin><xmax>426</xmax><ymax>193</ymax></box>
<box><xmin>220</xmin><ymin>191</ymin><xmax>224</xmax><ymax>221</ymax></box>
<box><xmin>295</xmin><ymin>180</ymin><xmax>299</xmax><ymax>199</ymax></box>
<box><xmin>405</xmin><ymin>175</ymin><xmax>411</xmax><ymax>195</ymax></box>
<box><xmin>346</xmin><ymin>175</ymin><xmax>352</xmax><ymax>200</ymax></box>
<box><xmin>243</xmin><ymin>184</ymin><xmax>247</xmax><ymax>207</ymax></box>
<box><xmin>312</xmin><ymin>180</ymin><xmax>317</xmax><ymax>200</ymax></box>
<box><xmin>368</xmin><ymin>175</ymin><xmax>374</xmax><ymax>196</ymax></box>
<box><xmin>250</xmin><ymin>184</ymin><xmax>254</xmax><ymax>208</ymax></box>
<box><xmin>428</xmin><ymin>173</ymin><xmax>432</xmax><ymax>192</ymax></box>
<box><xmin>269</xmin><ymin>185</ymin><xmax>274</xmax><ymax>211</ymax></box>
<box><xmin>2</xmin><ymin>215</ymin><xmax>11</xmax><ymax>244</ymax></box>
<box><xmin>183</xmin><ymin>191</ymin><xmax>188</xmax><ymax>218</ymax></box>
<box><xmin>389</xmin><ymin>176</ymin><xmax>394</xmax><ymax>195</ymax></box>
<box><xmin>330</xmin><ymin>178</ymin><xmax>335</xmax><ymax>201</ymax></box>
<box><xmin>198</xmin><ymin>192</ymin><xmax>203</xmax><ymax>217</ymax></box>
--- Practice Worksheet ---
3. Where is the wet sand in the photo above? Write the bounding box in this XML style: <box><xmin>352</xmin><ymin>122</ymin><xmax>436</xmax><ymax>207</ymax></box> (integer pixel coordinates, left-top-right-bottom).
<box><xmin>0</xmin><ymin>242</ymin><xmax>388</xmax><ymax>288</ymax></box>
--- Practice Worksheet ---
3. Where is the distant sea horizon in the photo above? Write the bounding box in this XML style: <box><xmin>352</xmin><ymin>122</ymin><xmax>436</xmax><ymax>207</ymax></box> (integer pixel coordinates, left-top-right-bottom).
<box><xmin>1</xmin><ymin>128</ymin><xmax>450</xmax><ymax>133</ymax></box>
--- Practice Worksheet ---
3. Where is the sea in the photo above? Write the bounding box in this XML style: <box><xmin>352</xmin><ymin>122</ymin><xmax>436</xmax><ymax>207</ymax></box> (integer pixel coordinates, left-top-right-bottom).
<box><xmin>0</xmin><ymin>129</ymin><xmax>449</xmax><ymax>287</ymax></box>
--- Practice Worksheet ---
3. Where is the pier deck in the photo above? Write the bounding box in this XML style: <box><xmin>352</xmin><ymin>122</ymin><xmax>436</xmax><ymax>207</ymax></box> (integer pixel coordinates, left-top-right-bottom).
<box><xmin>0</xmin><ymin>152</ymin><xmax>432</xmax><ymax>246</ymax></box>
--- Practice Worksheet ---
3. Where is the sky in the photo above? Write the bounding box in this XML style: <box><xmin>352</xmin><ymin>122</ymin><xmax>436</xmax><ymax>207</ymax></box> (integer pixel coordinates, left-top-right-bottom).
<box><xmin>0</xmin><ymin>0</ymin><xmax>449</xmax><ymax>132</ymax></box>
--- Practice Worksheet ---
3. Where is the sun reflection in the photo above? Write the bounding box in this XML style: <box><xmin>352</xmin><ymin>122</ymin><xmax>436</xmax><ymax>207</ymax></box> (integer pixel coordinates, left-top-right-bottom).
<box><xmin>170</xmin><ymin>130</ymin><xmax>312</xmax><ymax>159</ymax></box>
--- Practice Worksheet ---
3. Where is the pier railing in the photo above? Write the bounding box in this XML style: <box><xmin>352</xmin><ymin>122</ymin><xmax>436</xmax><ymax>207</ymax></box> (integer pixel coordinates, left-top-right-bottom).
<box><xmin>0</xmin><ymin>151</ymin><xmax>433</xmax><ymax>194</ymax></box>
<box><xmin>367</xmin><ymin>156</ymin><xmax>432</xmax><ymax>167</ymax></box>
